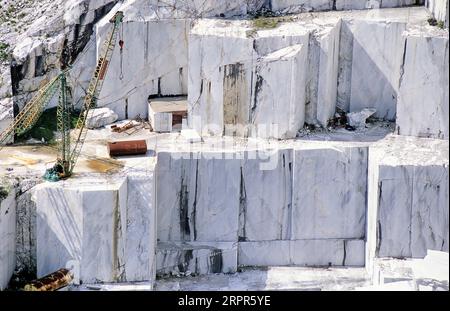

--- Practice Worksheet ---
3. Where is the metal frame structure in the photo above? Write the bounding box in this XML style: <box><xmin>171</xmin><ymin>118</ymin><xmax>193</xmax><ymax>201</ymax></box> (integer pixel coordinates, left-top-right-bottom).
<box><xmin>0</xmin><ymin>11</ymin><xmax>124</xmax><ymax>181</ymax></box>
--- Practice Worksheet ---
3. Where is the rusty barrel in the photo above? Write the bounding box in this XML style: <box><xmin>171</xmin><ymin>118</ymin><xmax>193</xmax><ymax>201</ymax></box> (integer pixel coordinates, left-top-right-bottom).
<box><xmin>24</xmin><ymin>268</ymin><xmax>73</xmax><ymax>291</ymax></box>
<box><xmin>108</xmin><ymin>140</ymin><xmax>147</xmax><ymax>156</ymax></box>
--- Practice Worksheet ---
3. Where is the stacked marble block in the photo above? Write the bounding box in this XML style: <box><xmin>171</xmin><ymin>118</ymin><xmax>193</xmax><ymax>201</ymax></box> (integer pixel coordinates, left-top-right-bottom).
<box><xmin>31</xmin><ymin>173</ymin><xmax>156</xmax><ymax>286</ymax></box>
<box><xmin>0</xmin><ymin>186</ymin><xmax>16</xmax><ymax>290</ymax></box>
<box><xmin>366</xmin><ymin>136</ymin><xmax>449</xmax><ymax>276</ymax></box>
<box><xmin>155</xmin><ymin>143</ymin><xmax>367</xmax><ymax>274</ymax></box>
<box><xmin>396</xmin><ymin>29</ymin><xmax>449</xmax><ymax>139</ymax></box>
<box><xmin>188</xmin><ymin>19</ymin><xmax>340</xmax><ymax>139</ymax></box>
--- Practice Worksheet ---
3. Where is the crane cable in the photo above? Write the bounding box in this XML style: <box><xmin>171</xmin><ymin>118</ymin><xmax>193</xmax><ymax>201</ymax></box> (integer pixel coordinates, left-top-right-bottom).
<box><xmin>119</xmin><ymin>23</ymin><xmax>124</xmax><ymax>80</ymax></box>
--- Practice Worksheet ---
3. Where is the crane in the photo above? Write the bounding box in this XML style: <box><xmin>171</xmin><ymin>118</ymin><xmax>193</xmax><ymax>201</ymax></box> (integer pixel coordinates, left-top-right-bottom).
<box><xmin>0</xmin><ymin>11</ymin><xmax>124</xmax><ymax>181</ymax></box>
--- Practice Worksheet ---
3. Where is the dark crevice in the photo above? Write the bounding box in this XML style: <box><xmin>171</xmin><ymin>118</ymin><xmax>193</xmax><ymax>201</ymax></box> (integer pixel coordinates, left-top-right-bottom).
<box><xmin>238</xmin><ymin>166</ymin><xmax>248</xmax><ymax>242</ymax></box>
<box><xmin>342</xmin><ymin>240</ymin><xmax>347</xmax><ymax>266</ymax></box>
<box><xmin>192</xmin><ymin>160</ymin><xmax>199</xmax><ymax>241</ymax></box>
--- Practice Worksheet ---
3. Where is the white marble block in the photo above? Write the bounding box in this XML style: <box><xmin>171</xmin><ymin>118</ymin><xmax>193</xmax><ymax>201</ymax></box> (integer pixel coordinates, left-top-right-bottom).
<box><xmin>239</xmin><ymin>239</ymin><xmax>365</xmax><ymax>267</ymax></box>
<box><xmin>148</xmin><ymin>97</ymin><xmax>188</xmax><ymax>133</ymax></box>
<box><xmin>125</xmin><ymin>172</ymin><xmax>156</xmax><ymax>282</ymax></box>
<box><xmin>239</xmin><ymin>149</ymin><xmax>293</xmax><ymax>241</ymax></box>
<box><xmin>316</xmin><ymin>22</ymin><xmax>341</xmax><ymax>126</ymax></box>
<box><xmin>251</xmin><ymin>45</ymin><xmax>308</xmax><ymax>139</ymax></box>
<box><xmin>0</xmin><ymin>187</ymin><xmax>16</xmax><ymax>290</ymax></box>
<box><xmin>188</xmin><ymin>19</ymin><xmax>310</xmax><ymax>138</ymax></box>
<box><xmin>349</xmin><ymin>20</ymin><xmax>406</xmax><ymax>120</ymax></box>
<box><xmin>367</xmin><ymin>136</ymin><xmax>449</xmax><ymax>268</ymax></box>
<box><xmin>32</xmin><ymin>176</ymin><xmax>156</xmax><ymax>285</ymax></box>
<box><xmin>188</xmin><ymin>22</ymin><xmax>254</xmax><ymax>136</ymax></box>
<box><xmin>156</xmin><ymin>152</ymin><xmax>241</xmax><ymax>242</ymax></box>
<box><xmin>292</xmin><ymin>144</ymin><xmax>368</xmax><ymax>240</ymax></box>
<box><xmin>156</xmin><ymin>242</ymin><xmax>237</xmax><ymax>276</ymax></box>
<box><xmin>397</xmin><ymin>33</ymin><xmax>449</xmax><ymax>139</ymax></box>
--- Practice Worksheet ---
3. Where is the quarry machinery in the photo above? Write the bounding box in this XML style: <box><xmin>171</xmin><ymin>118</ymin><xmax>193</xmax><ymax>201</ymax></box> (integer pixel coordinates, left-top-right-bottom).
<box><xmin>0</xmin><ymin>11</ymin><xmax>124</xmax><ymax>181</ymax></box>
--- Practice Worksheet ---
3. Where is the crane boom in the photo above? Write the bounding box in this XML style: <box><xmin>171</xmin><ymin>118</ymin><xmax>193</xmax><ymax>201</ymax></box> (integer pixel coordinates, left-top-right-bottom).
<box><xmin>0</xmin><ymin>75</ymin><xmax>62</xmax><ymax>147</ymax></box>
<box><xmin>46</xmin><ymin>11</ymin><xmax>124</xmax><ymax>180</ymax></box>
<box><xmin>1</xmin><ymin>11</ymin><xmax>124</xmax><ymax>181</ymax></box>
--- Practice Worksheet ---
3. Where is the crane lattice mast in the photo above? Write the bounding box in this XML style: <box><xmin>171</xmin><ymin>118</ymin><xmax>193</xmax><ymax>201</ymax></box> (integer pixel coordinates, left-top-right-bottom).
<box><xmin>0</xmin><ymin>11</ymin><xmax>124</xmax><ymax>182</ymax></box>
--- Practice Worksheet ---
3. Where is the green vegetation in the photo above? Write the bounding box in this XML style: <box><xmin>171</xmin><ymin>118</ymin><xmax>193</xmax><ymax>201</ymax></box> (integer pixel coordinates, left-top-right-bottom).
<box><xmin>17</xmin><ymin>107</ymin><xmax>81</xmax><ymax>144</ymax></box>
<box><xmin>0</xmin><ymin>182</ymin><xmax>10</xmax><ymax>201</ymax></box>
<box><xmin>0</xmin><ymin>42</ymin><xmax>10</xmax><ymax>61</ymax></box>
<box><xmin>437</xmin><ymin>21</ymin><xmax>445</xmax><ymax>29</ymax></box>
<box><xmin>252</xmin><ymin>17</ymin><xmax>281</xmax><ymax>30</ymax></box>
<box><xmin>248</xmin><ymin>15</ymin><xmax>295</xmax><ymax>37</ymax></box>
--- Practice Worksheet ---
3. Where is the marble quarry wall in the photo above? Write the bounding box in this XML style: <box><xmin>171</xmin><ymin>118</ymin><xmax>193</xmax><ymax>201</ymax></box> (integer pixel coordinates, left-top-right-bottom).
<box><xmin>155</xmin><ymin>144</ymin><xmax>368</xmax><ymax>270</ymax></box>
<box><xmin>269</xmin><ymin>0</ymin><xmax>422</xmax><ymax>13</ymax></box>
<box><xmin>366</xmin><ymin>136</ymin><xmax>449</xmax><ymax>275</ymax></box>
<box><xmin>187</xmin><ymin>9</ymin><xmax>448</xmax><ymax>139</ymax></box>
<box><xmin>397</xmin><ymin>32</ymin><xmax>449</xmax><ymax>139</ymax></box>
<box><xmin>0</xmin><ymin>186</ymin><xmax>16</xmax><ymax>290</ymax></box>
<box><xmin>31</xmin><ymin>174</ymin><xmax>156</xmax><ymax>285</ymax></box>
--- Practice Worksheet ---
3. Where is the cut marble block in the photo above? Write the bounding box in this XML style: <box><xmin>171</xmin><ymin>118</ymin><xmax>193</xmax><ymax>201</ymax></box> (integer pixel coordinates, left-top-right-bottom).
<box><xmin>32</xmin><ymin>176</ymin><xmax>156</xmax><ymax>285</ymax></box>
<box><xmin>238</xmin><ymin>239</ymin><xmax>365</xmax><ymax>267</ymax></box>
<box><xmin>239</xmin><ymin>149</ymin><xmax>293</xmax><ymax>241</ymax></box>
<box><xmin>188</xmin><ymin>26</ymin><xmax>253</xmax><ymax>136</ymax></box>
<box><xmin>251</xmin><ymin>45</ymin><xmax>307</xmax><ymax>139</ymax></box>
<box><xmin>0</xmin><ymin>188</ymin><xmax>16</xmax><ymax>290</ymax></box>
<box><xmin>125</xmin><ymin>172</ymin><xmax>156</xmax><ymax>282</ymax></box>
<box><xmin>156</xmin><ymin>242</ymin><xmax>237</xmax><ymax>276</ymax></box>
<box><xmin>316</xmin><ymin>22</ymin><xmax>341</xmax><ymax>126</ymax></box>
<box><xmin>349</xmin><ymin>20</ymin><xmax>406</xmax><ymax>120</ymax></box>
<box><xmin>367</xmin><ymin>136</ymin><xmax>449</xmax><ymax>269</ymax></box>
<box><xmin>188</xmin><ymin>19</ymin><xmax>310</xmax><ymax>138</ymax></box>
<box><xmin>397</xmin><ymin>33</ymin><xmax>449</xmax><ymax>139</ymax></box>
<box><xmin>238</xmin><ymin>241</ymin><xmax>291</xmax><ymax>266</ymax></box>
<box><xmin>149</xmin><ymin>97</ymin><xmax>188</xmax><ymax>133</ymax></box>
<box><xmin>292</xmin><ymin>144</ymin><xmax>368</xmax><ymax>240</ymax></box>
<box><xmin>156</xmin><ymin>152</ymin><xmax>241</xmax><ymax>242</ymax></box>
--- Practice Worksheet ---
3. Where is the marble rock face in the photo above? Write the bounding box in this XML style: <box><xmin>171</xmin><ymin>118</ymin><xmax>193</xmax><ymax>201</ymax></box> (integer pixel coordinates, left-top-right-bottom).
<box><xmin>0</xmin><ymin>187</ymin><xmax>16</xmax><ymax>290</ymax></box>
<box><xmin>250</xmin><ymin>44</ymin><xmax>308</xmax><ymax>139</ymax></box>
<box><xmin>156</xmin><ymin>145</ymin><xmax>369</xmax><ymax>268</ymax></box>
<box><xmin>97</xmin><ymin>17</ymin><xmax>190</xmax><ymax>120</ymax></box>
<box><xmin>426</xmin><ymin>0</ymin><xmax>449</xmax><ymax>27</ymax></box>
<box><xmin>348</xmin><ymin>20</ymin><xmax>406</xmax><ymax>120</ymax></box>
<box><xmin>85</xmin><ymin>107</ymin><xmax>119</xmax><ymax>129</ymax></box>
<box><xmin>156</xmin><ymin>151</ymin><xmax>241</xmax><ymax>242</ymax></box>
<box><xmin>238</xmin><ymin>149</ymin><xmax>293</xmax><ymax>241</ymax></box>
<box><xmin>0</xmin><ymin>97</ymin><xmax>14</xmax><ymax>145</ymax></box>
<box><xmin>239</xmin><ymin>239</ymin><xmax>365</xmax><ymax>267</ymax></box>
<box><xmin>397</xmin><ymin>33</ymin><xmax>449</xmax><ymax>139</ymax></box>
<box><xmin>95</xmin><ymin>0</ymin><xmax>267</xmax><ymax>120</ymax></box>
<box><xmin>32</xmin><ymin>176</ymin><xmax>156</xmax><ymax>284</ymax></box>
<box><xmin>188</xmin><ymin>20</ymin><xmax>311</xmax><ymax>138</ymax></box>
<box><xmin>315</xmin><ymin>22</ymin><xmax>341</xmax><ymax>126</ymax></box>
<box><xmin>156</xmin><ymin>242</ymin><xmax>237</xmax><ymax>276</ymax></box>
<box><xmin>292</xmin><ymin>145</ymin><xmax>368</xmax><ymax>240</ymax></box>
<box><xmin>366</xmin><ymin>136</ymin><xmax>449</xmax><ymax>270</ymax></box>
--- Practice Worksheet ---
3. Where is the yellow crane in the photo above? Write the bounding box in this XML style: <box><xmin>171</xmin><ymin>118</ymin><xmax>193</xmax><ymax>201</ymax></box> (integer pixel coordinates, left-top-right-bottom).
<box><xmin>0</xmin><ymin>11</ymin><xmax>124</xmax><ymax>181</ymax></box>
